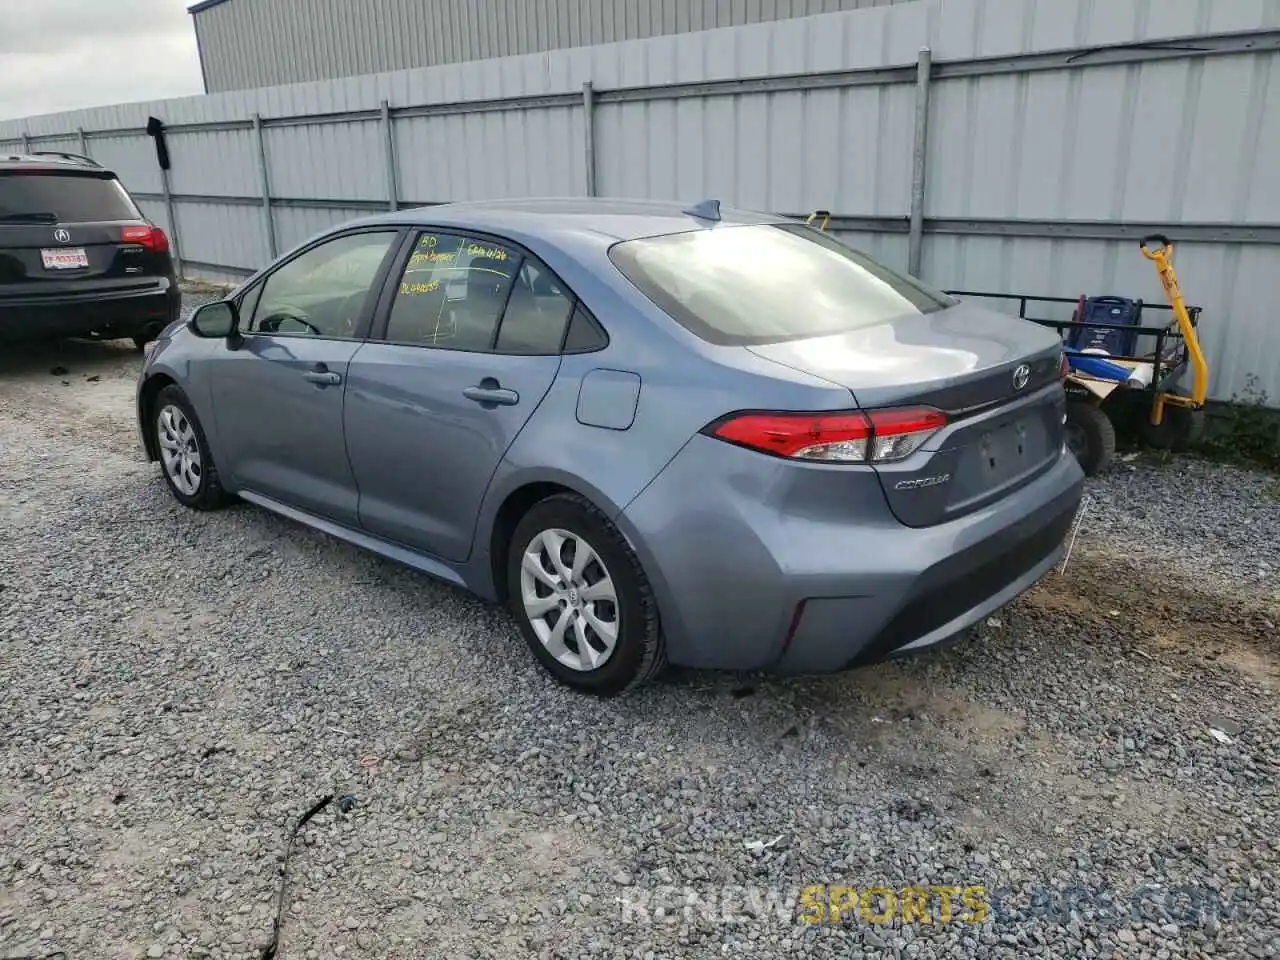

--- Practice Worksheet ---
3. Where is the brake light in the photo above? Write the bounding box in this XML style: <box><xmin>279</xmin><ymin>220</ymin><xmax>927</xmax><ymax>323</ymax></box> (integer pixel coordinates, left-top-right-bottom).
<box><xmin>121</xmin><ymin>225</ymin><xmax>169</xmax><ymax>253</ymax></box>
<box><xmin>712</xmin><ymin>412</ymin><xmax>872</xmax><ymax>461</ymax></box>
<box><xmin>864</xmin><ymin>407</ymin><xmax>949</xmax><ymax>462</ymax></box>
<box><xmin>707</xmin><ymin>407</ymin><xmax>947</xmax><ymax>463</ymax></box>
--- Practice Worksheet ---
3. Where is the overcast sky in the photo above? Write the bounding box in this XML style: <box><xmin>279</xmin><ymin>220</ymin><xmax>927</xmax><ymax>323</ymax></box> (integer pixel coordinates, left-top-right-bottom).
<box><xmin>0</xmin><ymin>0</ymin><xmax>203</xmax><ymax>121</ymax></box>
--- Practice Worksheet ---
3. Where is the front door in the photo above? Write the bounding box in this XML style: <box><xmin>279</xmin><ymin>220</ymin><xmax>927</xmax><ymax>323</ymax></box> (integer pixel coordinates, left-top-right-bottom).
<box><xmin>345</xmin><ymin>230</ymin><xmax>575</xmax><ymax>561</ymax></box>
<box><xmin>207</xmin><ymin>229</ymin><xmax>400</xmax><ymax>527</ymax></box>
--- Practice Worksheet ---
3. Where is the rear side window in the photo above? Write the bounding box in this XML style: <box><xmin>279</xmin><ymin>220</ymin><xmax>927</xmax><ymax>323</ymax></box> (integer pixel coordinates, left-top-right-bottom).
<box><xmin>494</xmin><ymin>258</ymin><xmax>575</xmax><ymax>354</ymax></box>
<box><xmin>609</xmin><ymin>223</ymin><xmax>956</xmax><ymax>346</ymax></box>
<box><xmin>0</xmin><ymin>172</ymin><xmax>141</xmax><ymax>223</ymax></box>
<box><xmin>384</xmin><ymin>232</ymin><xmax>520</xmax><ymax>351</ymax></box>
<box><xmin>563</xmin><ymin>305</ymin><xmax>607</xmax><ymax>352</ymax></box>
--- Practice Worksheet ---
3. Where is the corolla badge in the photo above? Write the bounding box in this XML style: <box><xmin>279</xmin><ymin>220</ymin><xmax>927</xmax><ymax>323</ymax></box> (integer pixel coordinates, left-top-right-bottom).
<box><xmin>895</xmin><ymin>474</ymin><xmax>951</xmax><ymax>490</ymax></box>
<box><xmin>1012</xmin><ymin>363</ymin><xmax>1032</xmax><ymax>390</ymax></box>
<box><xmin>53</xmin><ymin>228</ymin><xmax>72</xmax><ymax>243</ymax></box>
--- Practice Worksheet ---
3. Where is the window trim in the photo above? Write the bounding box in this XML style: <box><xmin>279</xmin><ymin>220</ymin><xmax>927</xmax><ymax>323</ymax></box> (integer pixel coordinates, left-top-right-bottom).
<box><xmin>236</xmin><ymin>226</ymin><xmax>406</xmax><ymax>343</ymax></box>
<box><xmin>370</xmin><ymin>225</ymin><xmax>609</xmax><ymax>356</ymax></box>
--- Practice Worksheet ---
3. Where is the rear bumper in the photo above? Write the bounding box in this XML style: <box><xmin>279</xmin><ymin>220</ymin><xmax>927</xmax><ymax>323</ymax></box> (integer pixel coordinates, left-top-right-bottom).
<box><xmin>619</xmin><ymin>435</ymin><xmax>1085</xmax><ymax>673</ymax></box>
<box><xmin>0</xmin><ymin>280</ymin><xmax>179</xmax><ymax>342</ymax></box>
<box><xmin>781</xmin><ymin>485</ymin><xmax>1076</xmax><ymax>672</ymax></box>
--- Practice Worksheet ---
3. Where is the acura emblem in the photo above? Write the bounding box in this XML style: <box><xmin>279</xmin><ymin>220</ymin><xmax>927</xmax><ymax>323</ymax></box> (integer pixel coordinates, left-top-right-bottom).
<box><xmin>53</xmin><ymin>228</ymin><xmax>71</xmax><ymax>243</ymax></box>
<box><xmin>1012</xmin><ymin>363</ymin><xmax>1031</xmax><ymax>391</ymax></box>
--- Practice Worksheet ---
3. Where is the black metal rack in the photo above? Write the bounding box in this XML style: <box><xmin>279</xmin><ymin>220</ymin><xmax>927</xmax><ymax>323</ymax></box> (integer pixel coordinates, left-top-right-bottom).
<box><xmin>945</xmin><ymin>290</ymin><xmax>1203</xmax><ymax>397</ymax></box>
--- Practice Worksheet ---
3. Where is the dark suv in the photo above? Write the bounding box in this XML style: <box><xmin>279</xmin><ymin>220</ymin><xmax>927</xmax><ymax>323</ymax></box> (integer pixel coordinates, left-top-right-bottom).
<box><xmin>1</xmin><ymin>152</ymin><xmax>180</xmax><ymax>349</ymax></box>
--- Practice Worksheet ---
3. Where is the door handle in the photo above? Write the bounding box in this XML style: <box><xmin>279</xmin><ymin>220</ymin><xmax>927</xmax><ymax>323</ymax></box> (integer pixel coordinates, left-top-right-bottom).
<box><xmin>463</xmin><ymin>382</ymin><xmax>519</xmax><ymax>406</ymax></box>
<box><xmin>303</xmin><ymin>369</ymin><xmax>342</xmax><ymax>386</ymax></box>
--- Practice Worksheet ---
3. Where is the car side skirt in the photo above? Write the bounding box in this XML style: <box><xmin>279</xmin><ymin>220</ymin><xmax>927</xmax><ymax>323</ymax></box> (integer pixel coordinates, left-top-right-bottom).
<box><xmin>236</xmin><ymin>490</ymin><xmax>469</xmax><ymax>590</ymax></box>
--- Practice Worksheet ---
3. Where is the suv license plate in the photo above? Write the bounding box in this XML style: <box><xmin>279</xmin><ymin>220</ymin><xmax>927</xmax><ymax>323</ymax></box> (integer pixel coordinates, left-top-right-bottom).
<box><xmin>41</xmin><ymin>248</ymin><xmax>89</xmax><ymax>270</ymax></box>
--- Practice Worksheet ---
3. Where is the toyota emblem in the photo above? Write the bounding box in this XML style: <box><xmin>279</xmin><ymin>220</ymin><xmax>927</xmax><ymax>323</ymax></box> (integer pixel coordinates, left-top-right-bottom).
<box><xmin>1012</xmin><ymin>363</ymin><xmax>1031</xmax><ymax>391</ymax></box>
<box><xmin>53</xmin><ymin>228</ymin><xmax>71</xmax><ymax>243</ymax></box>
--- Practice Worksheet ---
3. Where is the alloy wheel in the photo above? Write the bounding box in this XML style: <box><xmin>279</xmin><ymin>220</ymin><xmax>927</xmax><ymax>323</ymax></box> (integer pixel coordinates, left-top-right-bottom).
<box><xmin>156</xmin><ymin>404</ymin><xmax>203</xmax><ymax>496</ymax></box>
<box><xmin>519</xmin><ymin>528</ymin><xmax>619</xmax><ymax>671</ymax></box>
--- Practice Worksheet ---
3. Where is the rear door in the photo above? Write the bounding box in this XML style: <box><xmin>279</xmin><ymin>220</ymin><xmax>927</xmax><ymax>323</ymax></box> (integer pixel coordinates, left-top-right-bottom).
<box><xmin>345</xmin><ymin>229</ymin><xmax>570</xmax><ymax>561</ymax></box>
<box><xmin>204</xmin><ymin>229</ymin><xmax>401</xmax><ymax>527</ymax></box>
<box><xmin>0</xmin><ymin>169</ymin><xmax>167</xmax><ymax>293</ymax></box>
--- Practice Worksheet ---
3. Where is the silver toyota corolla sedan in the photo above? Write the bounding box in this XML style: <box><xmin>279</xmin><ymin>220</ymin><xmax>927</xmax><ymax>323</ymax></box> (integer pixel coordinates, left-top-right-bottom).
<box><xmin>137</xmin><ymin>198</ymin><xmax>1084</xmax><ymax>695</ymax></box>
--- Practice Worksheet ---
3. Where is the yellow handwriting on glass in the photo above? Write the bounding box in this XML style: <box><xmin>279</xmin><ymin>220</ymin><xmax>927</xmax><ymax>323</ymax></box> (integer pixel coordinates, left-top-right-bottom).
<box><xmin>466</xmin><ymin>243</ymin><xmax>508</xmax><ymax>261</ymax></box>
<box><xmin>400</xmin><ymin>280</ymin><xmax>440</xmax><ymax>295</ymax></box>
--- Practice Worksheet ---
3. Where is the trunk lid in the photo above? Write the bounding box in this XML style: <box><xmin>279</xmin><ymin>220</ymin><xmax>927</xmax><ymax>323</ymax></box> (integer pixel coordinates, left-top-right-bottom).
<box><xmin>748</xmin><ymin>300</ymin><xmax>1068</xmax><ymax>526</ymax></box>
<box><xmin>0</xmin><ymin>169</ymin><xmax>168</xmax><ymax>293</ymax></box>
<box><xmin>0</xmin><ymin>221</ymin><xmax>161</xmax><ymax>288</ymax></box>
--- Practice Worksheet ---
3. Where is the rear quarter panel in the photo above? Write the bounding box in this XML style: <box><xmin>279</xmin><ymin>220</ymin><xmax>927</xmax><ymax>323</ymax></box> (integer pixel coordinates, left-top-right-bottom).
<box><xmin>467</xmin><ymin>234</ymin><xmax>858</xmax><ymax>596</ymax></box>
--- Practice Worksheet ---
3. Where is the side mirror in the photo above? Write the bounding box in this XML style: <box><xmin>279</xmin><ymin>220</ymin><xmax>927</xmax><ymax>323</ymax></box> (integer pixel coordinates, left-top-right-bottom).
<box><xmin>190</xmin><ymin>300</ymin><xmax>238</xmax><ymax>339</ymax></box>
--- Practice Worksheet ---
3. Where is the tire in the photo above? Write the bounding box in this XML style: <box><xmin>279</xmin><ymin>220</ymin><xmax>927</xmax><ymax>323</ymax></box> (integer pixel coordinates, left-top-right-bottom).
<box><xmin>1064</xmin><ymin>400</ymin><xmax>1116</xmax><ymax>476</ymax></box>
<box><xmin>150</xmin><ymin>384</ymin><xmax>231</xmax><ymax>510</ymax></box>
<box><xmin>506</xmin><ymin>492</ymin><xmax>665</xmax><ymax>696</ymax></box>
<box><xmin>1144</xmin><ymin>405</ymin><xmax>1205</xmax><ymax>452</ymax></box>
<box><xmin>132</xmin><ymin>335</ymin><xmax>152</xmax><ymax>352</ymax></box>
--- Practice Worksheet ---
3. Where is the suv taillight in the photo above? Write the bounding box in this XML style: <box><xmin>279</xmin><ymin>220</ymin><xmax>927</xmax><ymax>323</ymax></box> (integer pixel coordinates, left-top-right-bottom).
<box><xmin>706</xmin><ymin>407</ymin><xmax>947</xmax><ymax>464</ymax></box>
<box><xmin>121</xmin><ymin>225</ymin><xmax>169</xmax><ymax>253</ymax></box>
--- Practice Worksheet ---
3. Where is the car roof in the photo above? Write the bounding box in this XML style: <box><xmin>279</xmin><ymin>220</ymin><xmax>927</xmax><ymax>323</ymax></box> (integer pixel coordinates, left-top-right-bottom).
<box><xmin>0</xmin><ymin>153</ymin><xmax>112</xmax><ymax>175</ymax></box>
<box><xmin>360</xmin><ymin>197</ymin><xmax>789</xmax><ymax>245</ymax></box>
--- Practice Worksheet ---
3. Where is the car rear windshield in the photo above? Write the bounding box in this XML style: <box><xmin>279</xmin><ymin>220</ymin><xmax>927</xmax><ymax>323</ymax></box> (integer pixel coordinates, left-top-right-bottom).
<box><xmin>0</xmin><ymin>171</ymin><xmax>140</xmax><ymax>223</ymax></box>
<box><xmin>609</xmin><ymin>223</ymin><xmax>956</xmax><ymax>346</ymax></box>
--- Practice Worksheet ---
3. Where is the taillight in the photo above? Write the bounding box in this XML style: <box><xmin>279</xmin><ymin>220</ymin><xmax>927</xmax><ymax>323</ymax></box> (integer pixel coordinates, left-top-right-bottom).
<box><xmin>706</xmin><ymin>407</ymin><xmax>946</xmax><ymax>464</ymax></box>
<box><xmin>711</xmin><ymin>412</ymin><xmax>872</xmax><ymax>461</ymax></box>
<box><xmin>121</xmin><ymin>225</ymin><xmax>169</xmax><ymax>253</ymax></box>
<box><xmin>864</xmin><ymin>407</ymin><xmax>948</xmax><ymax>462</ymax></box>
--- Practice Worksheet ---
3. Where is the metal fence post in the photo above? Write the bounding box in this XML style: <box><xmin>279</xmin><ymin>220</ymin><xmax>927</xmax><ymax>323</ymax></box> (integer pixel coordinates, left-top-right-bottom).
<box><xmin>77</xmin><ymin>127</ymin><xmax>90</xmax><ymax>159</ymax></box>
<box><xmin>583</xmin><ymin>81</ymin><xmax>597</xmax><ymax>197</ymax></box>
<box><xmin>908</xmin><ymin>46</ymin><xmax>933</xmax><ymax>277</ymax></box>
<box><xmin>20</xmin><ymin>132</ymin><xmax>30</xmax><ymax>154</ymax></box>
<box><xmin>160</xmin><ymin>165</ymin><xmax>183</xmax><ymax>279</ymax></box>
<box><xmin>381</xmin><ymin>100</ymin><xmax>399</xmax><ymax>211</ymax></box>
<box><xmin>252</xmin><ymin>113</ymin><xmax>277</xmax><ymax>258</ymax></box>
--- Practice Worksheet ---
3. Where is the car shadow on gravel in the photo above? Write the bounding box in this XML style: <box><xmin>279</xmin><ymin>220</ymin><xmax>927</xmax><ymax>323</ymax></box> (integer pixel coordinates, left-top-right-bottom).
<box><xmin>598</xmin><ymin>548</ymin><xmax>1278</xmax><ymax>850</ymax></box>
<box><xmin>0</xmin><ymin>336</ymin><xmax>139</xmax><ymax>378</ymax></box>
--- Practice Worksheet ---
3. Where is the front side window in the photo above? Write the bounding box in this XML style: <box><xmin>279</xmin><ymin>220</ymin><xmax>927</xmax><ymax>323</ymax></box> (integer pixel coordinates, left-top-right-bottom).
<box><xmin>384</xmin><ymin>232</ymin><xmax>520</xmax><ymax>351</ymax></box>
<box><xmin>609</xmin><ymin>223</ymin><xmax>956</xmax><ymax>346</ymax></box>
<box><xmin>248</xmin><ymin>231</ymin><xmax>397</xmax><ymax>339</ymax></box>
<box><xmin>236</xmin><ymin>281</ymin><xmax>263</xmax><ymax>326</ymax></box>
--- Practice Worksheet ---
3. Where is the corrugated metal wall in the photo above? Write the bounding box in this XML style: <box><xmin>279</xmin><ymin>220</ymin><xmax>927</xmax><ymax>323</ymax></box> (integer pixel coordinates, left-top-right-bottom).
<box><xmin>192</xmin><ymin>0</ymin><xmax>909</xmax><ymax>93</ymax></box>
<box><xmin>3</xmin><ymin>0</ymin><xmax>1279</xmax><ymax>403</ymax></box>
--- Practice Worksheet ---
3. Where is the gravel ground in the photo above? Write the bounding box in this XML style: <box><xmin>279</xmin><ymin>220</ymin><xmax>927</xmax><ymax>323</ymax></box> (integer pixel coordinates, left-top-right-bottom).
<box><xmin>1</xmin><ymin>301</ymin><xmax>1277</xmax><ymax>960</ymax></box>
